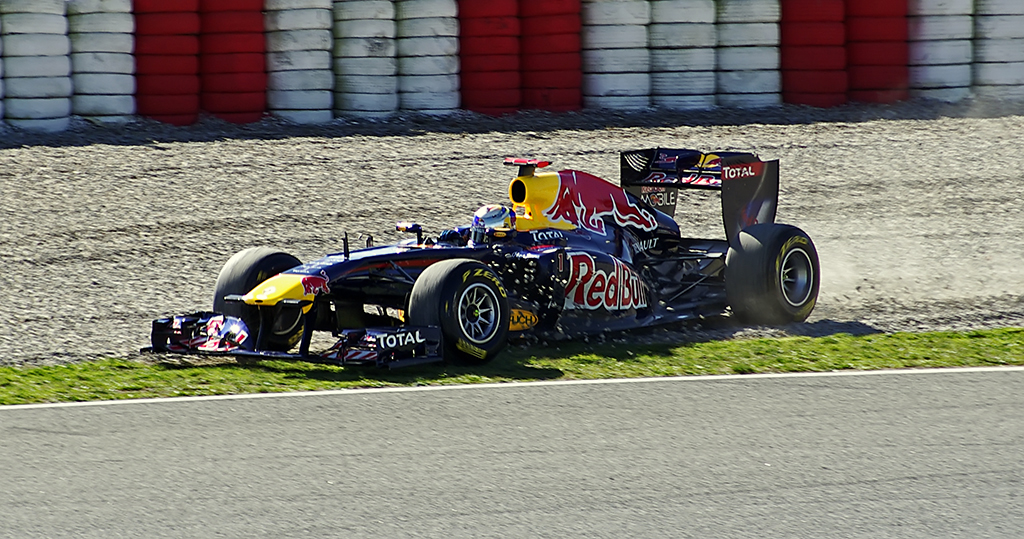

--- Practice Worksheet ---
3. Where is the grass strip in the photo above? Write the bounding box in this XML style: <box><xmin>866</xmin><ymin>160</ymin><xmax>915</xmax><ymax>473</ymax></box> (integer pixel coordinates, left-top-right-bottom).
<box><xmin>1</xmin><ymin>328</ymin><xmax>1022</xmax><ymax>405</ymax></box>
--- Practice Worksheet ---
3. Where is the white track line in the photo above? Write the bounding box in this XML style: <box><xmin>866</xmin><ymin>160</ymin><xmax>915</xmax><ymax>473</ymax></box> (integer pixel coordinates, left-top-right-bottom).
<box><xmin>3</xmin><ymin>366</ymin><xmax>1023</xmax><ymax>411</ymax></box>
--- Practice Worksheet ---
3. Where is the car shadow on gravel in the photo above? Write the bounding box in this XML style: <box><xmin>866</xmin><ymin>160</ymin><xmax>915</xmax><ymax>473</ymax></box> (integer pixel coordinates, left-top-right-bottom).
<box><xmin>585</xmin><ymin>318</ymin><xmax>883</xmax><ymax>348</ymax></box>
<box><xmin>3</xmin><ymin>98</ymin><xmax>1023</xmax><ymax>150</ymax></box>
<box><xmin>200</xmin><ymin>354</ymin><xmax>568</xmax><ymax>384</ymax></box>
<box><xmin>704</xmin><ymin>319</ymin><xmax>883</xmax><ymax>341</ymax></box>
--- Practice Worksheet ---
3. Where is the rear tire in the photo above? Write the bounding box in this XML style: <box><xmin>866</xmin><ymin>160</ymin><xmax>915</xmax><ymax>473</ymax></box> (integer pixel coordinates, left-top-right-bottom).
<box><xmin>212</xmin><ymin>247</ymin><xmax>304</xmax><ymax>351</ymax></box>
<box><xmin>408</xmin><ymin>259</ymin><xmax>509</xmax><ymax>365</ymax></box>
<box><xmin>725</xmin><ymin>224</ymin><xmax>820</xmax><ymax>325</ymax></box>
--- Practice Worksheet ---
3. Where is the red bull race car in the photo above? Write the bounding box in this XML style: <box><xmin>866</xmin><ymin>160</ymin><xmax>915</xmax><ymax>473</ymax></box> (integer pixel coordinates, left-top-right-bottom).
<box><xmin>147</xmin><ymin>149</ymin><xmax>819</xmax><ymax>368</ymax></box>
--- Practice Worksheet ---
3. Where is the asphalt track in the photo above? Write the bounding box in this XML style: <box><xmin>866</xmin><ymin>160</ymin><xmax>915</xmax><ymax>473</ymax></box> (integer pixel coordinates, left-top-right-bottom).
<box><xmin>2</xmin><ymin>367</ymin><xmax>1022</xmax><ymax>538</ymax></box>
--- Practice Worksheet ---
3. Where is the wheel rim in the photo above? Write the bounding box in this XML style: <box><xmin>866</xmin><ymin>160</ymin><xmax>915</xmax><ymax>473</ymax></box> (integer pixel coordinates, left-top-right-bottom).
<box><xmin>458</xmin><ymin>282</ymin><xmax>500</xmax><ymax>344</ymax></box>
<box><xmin>780</xmin><ymin>247</ymin><xmax>813</xmax><ymax>307</ymax></box>
<box><xmin>271</xmin><ymin>306</ymin><xmax>303</xmax><ymax>338</ymax></box>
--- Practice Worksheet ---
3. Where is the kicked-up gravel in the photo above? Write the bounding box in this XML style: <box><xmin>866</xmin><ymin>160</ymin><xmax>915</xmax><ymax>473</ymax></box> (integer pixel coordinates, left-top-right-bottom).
<box><xmin>1</xmin><ymin>98</ymin><xmax>1023</xmax><ymax>366</ymax></box>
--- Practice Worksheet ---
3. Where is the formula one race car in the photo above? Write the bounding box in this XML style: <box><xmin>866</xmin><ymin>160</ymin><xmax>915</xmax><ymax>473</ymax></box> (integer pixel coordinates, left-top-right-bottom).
<box><xmin>147</xmin><ymin>149</ymin><xmax>819</xmax><ymax>368</ymax></box>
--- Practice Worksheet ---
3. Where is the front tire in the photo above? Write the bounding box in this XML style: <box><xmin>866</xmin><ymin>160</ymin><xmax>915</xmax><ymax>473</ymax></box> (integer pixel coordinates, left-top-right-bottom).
<box><xmin>725</xmin><ymin>224</ymin><xmax>820</xmax><ymax>325</ymax></box>
<box><xmin>408</xmin><ymin>259</ymin><xmax>510</xmax><ymax>365</ymax></box>
<box><xmin>212</xmin><ymin>247</ymin><xmax>304</xmax><ymax>351</ymax></box>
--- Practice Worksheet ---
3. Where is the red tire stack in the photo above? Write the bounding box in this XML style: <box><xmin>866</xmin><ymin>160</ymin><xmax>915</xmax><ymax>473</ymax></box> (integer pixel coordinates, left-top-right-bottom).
<box><xmin>846</xmin><ymin>0</ymin><xmax>909</xmax><ymax>103</ymax></box>
<box><xmin>519</xmin><ymin>0</ymin><xmax>582</xmax><ymax>112</ymax></box>
<box><xmin>781</xmin><ymin>0</ymin><xmax>847</xmax><ymax>108</ymax></box>
<box><xmin>134</xmin><ymin>0</ymin><xmax>202</xmax><ymax>126</ymax></box>
<box><xmin>458</xmin><ymin>0</ymin><xmax>521</xmax><ymax>115</ymax></box>
<box><xmin>199</xmin><ymin>0</ymin><xmax>267</xmax><ymax>123</ymax></box>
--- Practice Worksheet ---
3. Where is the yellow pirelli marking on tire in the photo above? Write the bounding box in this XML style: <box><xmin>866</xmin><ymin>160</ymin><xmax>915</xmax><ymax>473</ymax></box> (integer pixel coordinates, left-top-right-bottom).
<box><xmin>456</xmin><ymin>339</ymin><xmax>487</xmax><ymax>359</ymax></box>
<box><xmin>463</xmin><ymin>268</ymin><xmax>507</xmax><ymax>298</ymax></box>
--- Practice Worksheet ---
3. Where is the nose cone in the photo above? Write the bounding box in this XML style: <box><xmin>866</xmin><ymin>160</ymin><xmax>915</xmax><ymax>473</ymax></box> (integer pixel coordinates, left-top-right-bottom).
<box><xmin>242</xmin><ymin>273</ymin><xmax>310</xmax><ymax>306</ymax></box>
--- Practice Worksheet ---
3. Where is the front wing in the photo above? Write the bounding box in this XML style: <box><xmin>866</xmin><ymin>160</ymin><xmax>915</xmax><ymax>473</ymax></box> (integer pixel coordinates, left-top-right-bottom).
<box><xmin>146</xmin><ymin>312</ymin><xmax>443</xmax><ymax>369</ymax></box>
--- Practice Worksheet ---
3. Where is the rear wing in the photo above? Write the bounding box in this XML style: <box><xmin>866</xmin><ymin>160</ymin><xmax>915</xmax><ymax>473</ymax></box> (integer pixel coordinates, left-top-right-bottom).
<box><xmin>620</xmin><ymin>148</ymin><xmax>780</xmax><ymax>247</ymax></box>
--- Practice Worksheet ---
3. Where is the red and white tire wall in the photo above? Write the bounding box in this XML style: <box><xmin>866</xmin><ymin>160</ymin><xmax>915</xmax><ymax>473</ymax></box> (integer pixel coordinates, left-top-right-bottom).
<box><xmin>781</xmin><ymin>0</ymin><xmax>847</xmax><ymax>108</ymax></box>
<box><xmin>1</xmin><ymin>0</ymin><xmax>73</xmax><ymax>132</ymax></box>
<box><xmin>200</xmin><ymin>0</ymin><xmax>267</xmax><ymax>124</ymax></box>
<box><xmin>333</xmin><ymin>1</ymin><xmax>398</xmax><ymax>118</ymax></box>
<box><xmin>972</xmin><ymin>0</ymin><xmax>1024</xmax><ymax>100</ymax></box>
<box><xmin>458</xmin><ymin>0</ymin><xmax>520</xmax><ymax>115</ymax></box>
<box><xmin>520</xmin><ymin>0</ymin><xmax>582</xmax><ymax>112</ymax></box>
<box><xmin>5</xmin><ymin>0</ymin><xmax>1024</xmax><ymax>132</ymax></box>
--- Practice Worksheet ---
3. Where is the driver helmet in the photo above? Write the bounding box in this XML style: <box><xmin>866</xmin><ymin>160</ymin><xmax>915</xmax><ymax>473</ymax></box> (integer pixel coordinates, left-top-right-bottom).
<box><xmin>472</xmin><ymin>204</ymin><xmax>516</xmax><ymax>230</ymax></box>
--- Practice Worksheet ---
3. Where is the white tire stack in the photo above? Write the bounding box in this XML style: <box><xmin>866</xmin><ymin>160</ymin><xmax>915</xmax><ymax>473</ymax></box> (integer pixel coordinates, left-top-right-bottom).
<box><xmin>0</xmin><ymin>12</ymin><xmax>4</xmax><ymax>122</ymax></box>
<box><xmin>715</xmin><ymin>0</ymin><xmax>781</xmax><ymax>108</ymax></box>
<box><xmin>649</xmin><ymin>0</ymin><xmax>716</xmax><ymax>110</ymax></box>
<box><xmin>581</xmin><ymin>0</ymin><xmax>651</xmax><ymax>110</ymax></box>
<box><xmin>395</xmin><ymin>0</ymin><xmax>460</xmax><ymax>114</ymax></box>
<box><xmin>265</xmin><ymin>0</ymin><xmax>334</xmax><ymax>124</ymax></box>
<box><xmin>67</xmin><ymin>0</ymin><xmax>134</xmax><ymax>124</ymax></box>
<box><xmin>972</xmin><ymin>0</ymin><xmax>1024</xmax><ymax>100</ymax></box>
<box><xmin>907</xmin><ymin>0</ymin><xmax>973</xmax><ymax>102</ymax></box>
<box><xmin>333</xmin><ymin>0</ymin><xmax>397</xmax><ymax>118</ymax></box>
<box><xmin>1</xmin><ymin>0</ymin><xmax>72</xmax><ymax>132</ymax></box>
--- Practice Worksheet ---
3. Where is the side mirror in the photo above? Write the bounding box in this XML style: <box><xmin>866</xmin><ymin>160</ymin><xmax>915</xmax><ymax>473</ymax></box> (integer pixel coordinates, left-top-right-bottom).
<box><xmin>396</xmin><ymin>222</ymin><xmax>424</xmax><ymax>244</ymax></box>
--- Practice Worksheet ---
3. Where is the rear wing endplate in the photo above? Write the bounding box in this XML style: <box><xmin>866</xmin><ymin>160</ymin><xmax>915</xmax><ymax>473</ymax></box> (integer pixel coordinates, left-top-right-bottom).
<box><xmin>620</xmin><ymin>148</ymin><xmax>780</xmax><ymax>247</ymax></box>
